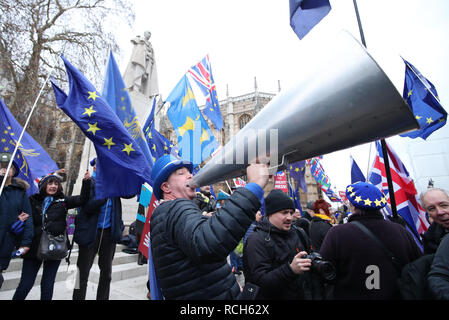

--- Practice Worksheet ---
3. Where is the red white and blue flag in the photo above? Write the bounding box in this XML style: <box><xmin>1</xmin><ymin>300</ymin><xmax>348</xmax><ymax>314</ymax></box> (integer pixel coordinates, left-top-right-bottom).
<box><xmin>307</xmin><ymin>157</ymin><xmax>342</xmax><ymax>203</ymax></box>
<box><xmin>233</xmin><ymin>177</ymin><xmax>247</xmax><ymax>188</ymax></box>
<box><xmin>369</xmin><ymin>141</ymin><xmax>429</xmax><ymax>241</ymax></box>
<box><xmin>187</xmin><ymin>55</ymin><xmax>223</xmax><ymax>130</ymax></box>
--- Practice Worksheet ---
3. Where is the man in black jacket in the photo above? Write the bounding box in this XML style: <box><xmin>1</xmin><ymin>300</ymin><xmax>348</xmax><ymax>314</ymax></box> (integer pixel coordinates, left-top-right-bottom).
<box><xmin>150</xmin><ymin>155</ymin><xmax>268</xmax><ymax>299</ymax></box>
<box><xmin>0</xmin><ymin>153</ymin><xmax>33</xmax><ymax>289</ymax></box>
<box><xmin>72</xmin><ymin>158</ymin><xmax>125</xmax><ymax>300</ymax></box>
<box><xmin>420</xmin><ymin>188</ymin><xmax>449</xmax><ymax>254</ymax></box>
<box><xmin>243</xmin><ymin>189</ymin><xmax>313</xmax><ymax>300</ymax></box>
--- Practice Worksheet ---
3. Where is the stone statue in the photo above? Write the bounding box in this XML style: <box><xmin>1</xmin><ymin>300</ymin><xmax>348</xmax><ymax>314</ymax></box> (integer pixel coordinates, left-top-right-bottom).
<box><xmin>123</xmin><ymin>30</ymin><xmax>159</xmax><ymax>98</ymax></box>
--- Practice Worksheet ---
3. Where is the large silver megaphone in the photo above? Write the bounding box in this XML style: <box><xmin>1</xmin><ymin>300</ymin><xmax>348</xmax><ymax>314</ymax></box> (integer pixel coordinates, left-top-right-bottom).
<box><xmin>191</xmin><ymin>32</ymin><xmax>418</xmax><ymax>187</ymax></box>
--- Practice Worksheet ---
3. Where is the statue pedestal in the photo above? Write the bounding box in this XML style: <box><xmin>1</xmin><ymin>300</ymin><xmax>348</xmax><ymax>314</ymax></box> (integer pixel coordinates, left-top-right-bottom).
<box><xmin>128</xmin><ymin>90</ymin><xmax>153</xmax><ymax>126</ymax></box>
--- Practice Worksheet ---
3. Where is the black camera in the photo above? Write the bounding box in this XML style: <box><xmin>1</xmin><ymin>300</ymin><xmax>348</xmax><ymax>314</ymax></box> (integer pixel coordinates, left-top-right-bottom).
<box><xmin>303</xmin><ymin>252</ymin><xmax>336</xmax><ymax>281</ymax></box>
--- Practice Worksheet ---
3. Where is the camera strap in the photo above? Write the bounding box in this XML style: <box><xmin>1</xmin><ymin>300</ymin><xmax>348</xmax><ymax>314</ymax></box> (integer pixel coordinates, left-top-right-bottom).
<box><xmin>351</xmin><ymin>221</ymin><xmax>402</xmax><ymax>275</ymax></box>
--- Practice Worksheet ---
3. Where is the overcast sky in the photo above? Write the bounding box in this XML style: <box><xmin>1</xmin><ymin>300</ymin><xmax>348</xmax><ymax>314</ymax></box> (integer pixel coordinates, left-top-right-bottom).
<box><xmin>115</xmin><ymin>0</ymin><xmax>449</xmax><ymax>197</ymax></box>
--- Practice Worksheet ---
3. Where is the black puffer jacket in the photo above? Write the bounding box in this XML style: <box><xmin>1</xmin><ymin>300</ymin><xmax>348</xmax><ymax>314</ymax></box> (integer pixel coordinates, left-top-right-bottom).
<box><xmin>243</xmin><ymin>217</ymin><xmax>308</xmax><ymax>300</ymax></box>
<box><xmin>422</xmin><ymin>222</ymin><xmax>449</xmax><ymax>254</ymax></box>
<box><xmin>150</xmin><ymin>187</ymin><xmax>260</xmax><ymax>300</ymax></box>
<box><xmin>24</xmin><ymin>178</ymin><xmax>91</xmax><ymax>260</ymax></box>
<box><xmin>428</xmin><ymin>233</ymin><xmax>449</xmax><ymax>299</ymax></box>
<box><xmin>0</xmin><ymin>178</ymin><xmax>33</xmax><ymax>270</ymax></box>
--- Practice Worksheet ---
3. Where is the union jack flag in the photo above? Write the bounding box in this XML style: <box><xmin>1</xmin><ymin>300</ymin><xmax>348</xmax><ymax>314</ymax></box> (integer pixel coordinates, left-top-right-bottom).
<box><xmin>233</xmin><ymin>177</ymin><xmax>247</xmax><ymax>188</ymax></box>
<box><xmin>187</xmin><ymin>55</ymin><xmax>223</xmax><ymax>130</ymax></box>
<box><xmin>368</xmin><ymin>141</ymin><xmax>429</xmax><ymax>243</ymax></box>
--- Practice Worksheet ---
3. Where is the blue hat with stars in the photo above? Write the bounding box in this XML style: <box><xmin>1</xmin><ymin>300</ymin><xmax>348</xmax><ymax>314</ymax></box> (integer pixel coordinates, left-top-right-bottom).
<box><xmin>345</xmin><ymin>182</ymin><xmax>387</xmax><ymax>211</ymax></box>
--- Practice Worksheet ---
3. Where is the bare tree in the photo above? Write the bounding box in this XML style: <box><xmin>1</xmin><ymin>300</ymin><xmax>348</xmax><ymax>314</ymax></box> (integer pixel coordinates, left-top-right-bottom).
<box><xmin>0</xmin><ymin>0</ymin><xmax>135</xmax><ymax>193</ymax></box>
<box><xmin>0</xmin><ymin>0</ymin><xmax>134</xmax><ymax>127</ymax></box>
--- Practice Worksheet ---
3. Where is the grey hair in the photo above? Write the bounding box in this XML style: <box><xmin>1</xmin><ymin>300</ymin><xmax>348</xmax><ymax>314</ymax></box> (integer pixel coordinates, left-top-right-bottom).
<box><xmin>420</xmin><ymin>188</ymin><xmax>449</xmax><ymax>209</ymax></box>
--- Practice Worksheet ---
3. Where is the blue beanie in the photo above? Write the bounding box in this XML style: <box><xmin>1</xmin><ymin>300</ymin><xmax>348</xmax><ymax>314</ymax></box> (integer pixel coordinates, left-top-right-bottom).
<box><xmin>345</xmin><ymin>182</ymin><xmax>387</xmax><ymax>211</ymax></box>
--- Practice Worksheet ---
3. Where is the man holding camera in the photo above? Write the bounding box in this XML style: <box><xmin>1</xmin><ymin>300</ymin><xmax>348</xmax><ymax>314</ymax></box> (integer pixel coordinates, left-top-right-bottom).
<box><xmin>243</xmin><ymin>189</ymin><xmax>331</xmax><ymax>300</ymax></box>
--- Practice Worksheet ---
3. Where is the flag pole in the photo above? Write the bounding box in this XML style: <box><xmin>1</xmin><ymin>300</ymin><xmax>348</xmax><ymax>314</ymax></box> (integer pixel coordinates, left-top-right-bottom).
<box><xmin>0</xmin><ymin>68</ymin><xmax>55</xmax><ymax>197</ymax></box>
<box><xmin>352</xmin><ymin>0</ymin><xmax>399</xmax><ymax>219</ymax></box>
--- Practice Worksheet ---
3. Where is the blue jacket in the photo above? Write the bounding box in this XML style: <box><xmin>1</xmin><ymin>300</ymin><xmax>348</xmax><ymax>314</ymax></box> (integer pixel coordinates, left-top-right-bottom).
<box><xmin>0</xmin><ymin>178</ymin><xmax>33</xmax><ymax>270</ymax></box>
<box><xmin>73</xmin><ymin>178</ymin><xmax>124</xmax><ymax>248</ymax></box>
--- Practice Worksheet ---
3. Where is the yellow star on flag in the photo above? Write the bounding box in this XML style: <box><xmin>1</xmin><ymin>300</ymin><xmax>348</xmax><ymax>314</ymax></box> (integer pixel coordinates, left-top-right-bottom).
<box><xmin>103</xmin><ymin>137</ymin><xmax>116</xmax><ymax>150</ymax></box>
<box><xmin>86</xmin><ymin>122</ymin><xmax>101</xmax><ymax>136</ymax></box>
<box><xmin>415</xmin><ymin>115</ymin><xmax>422</xmax><ymax>120</ymax></box>
<box><xmin>364</xmin><ymin>198</ymin><xmax>372</xmax><ymax>206</ymax></box>
<box><xmin>374</xmin><ymin>199</ymin><xmax>382</xmax><ymax>207</ymax></box>
<box><xmin>381</xmin><ymin>197</ymin><xmax>387</xmax><ymax>205</ymax></box>
<box><xmin>87</xmin><ymin>91</ymin><xmax>100</xmax><ymax>101</ymax></box>
<box><xmin>407</xmin><ymin>89</ymin><xmax>413</xmax><ymax>98</ymax></box>
<box><xmin>152</xmin><ymin>144</ymin><xmax>156</xmax><ymax>152</ymax></box>
<box><xmin>295</xmin><ymin>168</ymin><xmax>300</xmax><ymax>173</ymax></box>
<box><xmin>200</xmin><ymin>128</ymin><xmax>210</xmax><ymax>144</ymax></box>
<box><xmin>347</xmin><ymin>186</ymin><xmax>354</xmax><ymax>193</ymax></box>
<box><xmin>426</xmin><ymin>117</ymin><xmax>433</xmax><ymax>124</ymax></box>
<box><xmin>82</xmin><ymin>106</ymin><xmax>96</xmax><ymax>117</ymax></box>
<box><xmin>122</xmin><ymin>143</ymin><xmax>135</xmax><ymax>156</ymax></box>
<box><xmin>354</xmin><ymin>196</ymin><xmax>362</xmax><ymax>203</ymax></box>
<box><xmin>178</xmin><ymin>117</ymin><xmax>195</xmax><ymax>136</ymax></box>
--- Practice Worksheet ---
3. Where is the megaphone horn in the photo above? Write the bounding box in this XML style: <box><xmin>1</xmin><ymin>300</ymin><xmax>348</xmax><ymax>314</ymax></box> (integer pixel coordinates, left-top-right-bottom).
<box><xmin>191</xmin><ymin>32</ymin><xmax>418</xmax><ymax>188</ymax></box>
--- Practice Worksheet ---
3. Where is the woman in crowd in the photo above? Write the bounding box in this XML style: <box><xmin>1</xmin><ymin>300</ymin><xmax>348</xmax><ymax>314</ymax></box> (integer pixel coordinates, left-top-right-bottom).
<box><xmin>13</xmin><ymin>170</ymin><xmax>91</xmax><ymax>300</ymax></box>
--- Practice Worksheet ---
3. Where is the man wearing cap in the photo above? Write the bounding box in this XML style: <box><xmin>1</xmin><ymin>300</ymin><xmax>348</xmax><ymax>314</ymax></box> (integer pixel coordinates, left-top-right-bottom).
<box><xmin>243</xmin><ymin>189</ymin><xmax>313</xmax><ymax>300</ymax></box>
<box><xmin>0</xmin><ymin>152</ymin><xmax>33</xmax><ymax>288</ymax></box>
<box><xmin>150</xmin><ymin>154</ymin><xmax>269</xmax><ymax>299</ymax></box>
<box><xmin>320</xmin><ymin>182</ymin><xmax>422</xmax><ymax>299</ymax></box>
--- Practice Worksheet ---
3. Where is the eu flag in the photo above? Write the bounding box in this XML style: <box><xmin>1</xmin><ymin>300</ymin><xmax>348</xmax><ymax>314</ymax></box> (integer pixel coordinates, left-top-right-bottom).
<box><xmin>288</xmin><ymin>160</ymin><xmax>307</xmax><ymax>193</ymax></box>
<box><xmin>166</xmin><ymin>75</ymin><xmax>218</xmax><ymax>165</ymax></box>
<box><xmin>187</xmin><ymin>55</ymin><xmax>223</xmax><ymax>130</ymax></box>
<box><xmin>288</xmin><ymin>182</ymin><xmax>303</xmax><ymax>214</ymax></box>
<box><xmin>350</xmin><ymin>155</ymin><xmax>366</xmax><ymax>184</ymax></box>
<box><xmin>102</xmin><ymin>51</ymin><xmax>154</xmax><ymax>168</ymax></box>
<box><xmin>0</xmin><ymin>98</ymin><xmax>59</xmax><ymax>195</ymax></box>
<box><xmin>400</xmin><ymin>59</ymin><xmax>447</xmax><ymax>140</ymax></box>
<box><xmin>51</xmin><ymin>55</ymin><xmax>152</xmax><ymax>199</ymax></box>
<box><xmin>142</xmin><ymin>98</ymin><xmax>179</xmax><ymax>161</ymax></box>
<box><xmin>289</xmin><ymin>0</ymin><xmax>331</xmax><ymax>40</ymax></box>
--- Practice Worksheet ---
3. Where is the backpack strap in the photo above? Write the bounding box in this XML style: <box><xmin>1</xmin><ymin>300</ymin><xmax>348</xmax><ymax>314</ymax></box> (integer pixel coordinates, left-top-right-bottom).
<box><xmin>292</xmin><ymin>225</ymin><xmax>312</xmax><ymax>253</ymax></box>
<box><xmin>351</xmin><ymin>221</ymin><xmax>402</xmax><ymax>274</ymax></box>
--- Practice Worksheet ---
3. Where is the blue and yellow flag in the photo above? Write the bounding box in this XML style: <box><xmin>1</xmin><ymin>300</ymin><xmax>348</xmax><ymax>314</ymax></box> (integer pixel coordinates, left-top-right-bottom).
<box><xmin>289</xmin><ymin>0</ymin><xmax>331</xmax><ymax>40</ymax></box>
<box><xmin>0</xmin><ymin>98</ymin><xmax>59</xmax><ymax>195</ymax></box>
<box><xmin>102</xmin><ymin>51</ymin><xmax>153</xmax><ymax>168</ymax></box>
<box><xmin>400</xmin><ymin>59</ymin><xmax>447</xmax><ymax>140</ymax></box>
<box><xmin>166</xmin><ymin>75</ymin><xmax>218</xmax><ymax>165</ymax></box>
<box><xmin>142</xmin><ymin>98</ymin><xmax>179</xmax><ymax>162</ymax></box>
<box><xmin>288</xmin><ymin>160</ymin><xmax>307</xmax><ymax>193</ymax></box>
<box><xmin>51</xmin><ymin>55</ymin><xmax>152</xmax><ymax>199</ymax></box>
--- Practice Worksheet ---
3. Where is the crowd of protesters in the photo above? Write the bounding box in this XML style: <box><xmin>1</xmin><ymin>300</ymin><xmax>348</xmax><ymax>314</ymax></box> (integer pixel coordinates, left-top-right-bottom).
<box><xmin>1</xmin><ymin>151</ymin><xmax>449</xmax><ymax>300</ymax></box>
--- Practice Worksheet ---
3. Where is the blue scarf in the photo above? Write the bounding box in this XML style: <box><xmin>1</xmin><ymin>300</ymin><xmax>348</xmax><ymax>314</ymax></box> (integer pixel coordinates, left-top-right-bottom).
<box><xmin>42</xmin><ymin>196</ymin><xmax>54</xmax><ymax>216</ymax></box>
